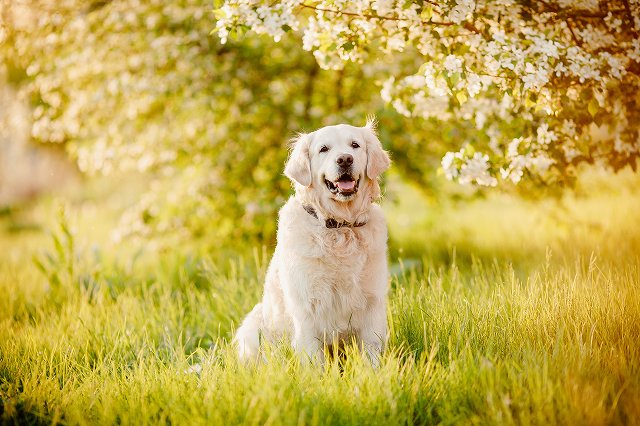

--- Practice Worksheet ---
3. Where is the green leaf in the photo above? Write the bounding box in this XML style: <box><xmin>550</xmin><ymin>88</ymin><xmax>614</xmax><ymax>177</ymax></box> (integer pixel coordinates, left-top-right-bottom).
<box><xmin>212</xmin><ymin>8</ymin><xmax>226</xmax><ymax>20</ymax></box>
<box><xmin>456</xmin><ymin>91</ymin><xmax>468</xmax><ymax>104</ymax></box>
<box><xmin>512</xmin><ymin>85</ymin><xmax>521</xmax><ymax>99</ymax></box>
<box><xmin>446</xmin><ymin>72</ymin><xmax>460</xmax><ymax>89</ymax></box>
<box><xmin>524</xmin><ymin>97</ymin><xmax>535</xmax><ymax>109</ymax></box>
<box><xmin>455</xmin><ymin>43</ymin><xmax>470</xmax><ymax>56</ymax></box>
<box><xmin>420</xmin><ymin>7</ymin><xmax>433</xmax><ymax>21</ymax></box>
<box><xmin>588</xmin><ymin>98</ymin><xmax>599</xmax><ymax>117</ymax></box>
<box><xmin>342</xmin><ymin>41</ymin><xmax>355</xmax><ymax>51</ymax></box>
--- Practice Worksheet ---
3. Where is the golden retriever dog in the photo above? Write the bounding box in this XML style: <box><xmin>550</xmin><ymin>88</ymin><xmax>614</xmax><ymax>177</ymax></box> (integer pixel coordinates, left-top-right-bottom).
<box><xmin>234</xmin><ymin>119</ymin><xmax>391</xmax><ymax>366</ymax></box>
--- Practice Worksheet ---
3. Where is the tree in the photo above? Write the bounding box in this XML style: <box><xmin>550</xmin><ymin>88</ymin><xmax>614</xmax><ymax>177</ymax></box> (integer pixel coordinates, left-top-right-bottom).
<box><xmin>0</xmin><ymin>0</ymin><xmax>395</xmax><ymax>246</ymax></box>
<box><xmin>6</xmin><ymin>1</ymin><xmax>637</xmax><ymax>247</ymax></box>
<box><xmin>214</xmin><ymin>0</ymin><xmax>640</xmax><ymax>187</ymax></box>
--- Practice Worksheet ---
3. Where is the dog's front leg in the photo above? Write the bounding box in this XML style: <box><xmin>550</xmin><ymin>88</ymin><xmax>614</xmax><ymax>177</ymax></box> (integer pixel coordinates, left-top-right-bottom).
<box><xmin>358</xmin><ymin>299</ymin><xmax>387</xmax><ymax>368</ymax></box>
<box><xmin>281</xmin><ymin>265</ymin><xmax>324</xmax><ymax>365</ymax></box>
<box><xmin>357</xmin><ymin>244</ymin><xmax>389</xmax><ymax>368</ymax></box>
<box><xmin>291</xmin><ymin>316</ymin><xmax>323</xmax><ymax>365</ymax></box>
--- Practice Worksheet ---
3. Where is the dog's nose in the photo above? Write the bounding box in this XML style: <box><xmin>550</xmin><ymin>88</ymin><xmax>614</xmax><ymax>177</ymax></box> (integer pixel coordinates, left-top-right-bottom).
<box><xmin>336</xmin><ymin>154</ymin><xmax>353</xmax><ymax>167</ymax></box>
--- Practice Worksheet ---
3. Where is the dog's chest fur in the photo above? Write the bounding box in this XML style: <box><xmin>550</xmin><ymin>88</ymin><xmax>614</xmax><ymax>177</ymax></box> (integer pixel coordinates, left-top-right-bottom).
<box><xmin>276</xmin><ymin>198</ymin><xmax>382</xmax><ymax>333</ymax></box>
<box><xmin>303</xmin><ymin>229</ymin><xmax>371</xmax><ymax>332</ymax></box>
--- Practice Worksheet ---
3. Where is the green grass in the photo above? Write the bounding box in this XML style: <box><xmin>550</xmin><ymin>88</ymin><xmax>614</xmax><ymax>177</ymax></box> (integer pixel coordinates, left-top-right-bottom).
<box><xmin>1</xmin><ymin>170</ymin><xmax>639</xmax><ymax>425</ymax></box>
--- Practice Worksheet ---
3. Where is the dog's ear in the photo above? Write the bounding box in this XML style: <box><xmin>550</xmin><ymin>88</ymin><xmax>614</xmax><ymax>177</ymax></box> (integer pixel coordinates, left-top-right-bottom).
<box><xmin>362</xmin><ymin>118</ymin><xmax>391</xmax><ymax>179</ymax></box>
<box><xmin>284</xmin><ymin>132</ymin><xmax>313</xmax><ymax>186</ymax></box>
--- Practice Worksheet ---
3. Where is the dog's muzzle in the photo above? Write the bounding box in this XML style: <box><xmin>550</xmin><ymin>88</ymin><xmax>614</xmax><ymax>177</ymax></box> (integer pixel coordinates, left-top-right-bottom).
<box><xmin>325</xmin><ymin>173</ymin><xmax>359</xmax><ymax>196</ymax></box>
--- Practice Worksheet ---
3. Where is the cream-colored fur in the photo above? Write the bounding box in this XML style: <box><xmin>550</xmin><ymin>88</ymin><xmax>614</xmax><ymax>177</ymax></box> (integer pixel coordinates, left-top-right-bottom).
<box><xmin>234</xmin><ymin>120</ymin><xmax>391</xmax><ymax>366</ymax></box>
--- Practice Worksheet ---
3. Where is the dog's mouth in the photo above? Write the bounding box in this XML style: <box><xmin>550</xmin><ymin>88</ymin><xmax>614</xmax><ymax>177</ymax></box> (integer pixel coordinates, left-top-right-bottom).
<box><xmin>325</xmin><ymin>173</ymin><xmax>359</xmax><ymax>196</ymax></box>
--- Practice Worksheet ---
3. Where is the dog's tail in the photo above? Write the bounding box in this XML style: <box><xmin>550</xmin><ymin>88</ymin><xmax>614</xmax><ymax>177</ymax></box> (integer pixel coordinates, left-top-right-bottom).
<box><xmin>233</xmin><ymin>303</ymin><xmax>263</xmax><ymax>361</ymax></box>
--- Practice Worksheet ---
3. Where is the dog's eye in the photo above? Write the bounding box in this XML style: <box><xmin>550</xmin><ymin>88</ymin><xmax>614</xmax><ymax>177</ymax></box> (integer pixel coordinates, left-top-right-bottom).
<box><xmin>319</xmin><ymin>146</ymin><xmax>329</xmax><ymax>153</ymax></box>
<box><xmin>351</xmin><ymin>141</ymin><xmax>360</xmax><ymax>149</ymax></box>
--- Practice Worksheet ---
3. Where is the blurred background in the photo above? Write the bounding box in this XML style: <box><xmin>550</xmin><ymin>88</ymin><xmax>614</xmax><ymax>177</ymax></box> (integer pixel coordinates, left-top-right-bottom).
<box><xmin>1</xmin><ymin>0</ymin><xmax>639</xmax><ymax>269</ymax></box>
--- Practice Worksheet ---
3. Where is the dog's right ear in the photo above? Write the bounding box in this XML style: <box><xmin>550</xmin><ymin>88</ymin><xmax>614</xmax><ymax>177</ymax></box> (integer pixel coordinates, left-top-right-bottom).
<box><xmin>362</xmin><ymin>119</ymin><xmax>391</xmax><ymax>180</ymax></box>
<box><xmin>284</xmin><ymin>133</ymin><xmax>313</xmax><ymax>187</ymax></box>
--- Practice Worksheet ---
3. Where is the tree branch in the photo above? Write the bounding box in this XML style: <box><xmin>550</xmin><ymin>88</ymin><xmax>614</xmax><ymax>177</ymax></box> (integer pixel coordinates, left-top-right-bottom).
<box><xmin>622</xmin><ymin>0</ymin><xmax>633</xmax><ymax>20</ymax></box>
<box><xmin>303</xmin><ymin>60</ymin><xmax>319</xmax><ymax>122</ymax></box>
<box><xmin>566</xmin><ymin>18</ymin><xmax>583</xmax><ymax>47</ymax></box>
<box><xmin>537</xmin><ymin>0</ymin><xmax>625</xmax><ymax>19</ymax></box>
<box><xmin>300</xmin><ymin>3</ymin><xmax>453</xmax><ymax>27</ymax></box>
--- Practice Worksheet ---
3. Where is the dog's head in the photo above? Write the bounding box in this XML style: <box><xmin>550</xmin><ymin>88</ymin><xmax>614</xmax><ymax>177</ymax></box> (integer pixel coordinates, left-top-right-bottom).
<box><xmin>285</xmin><ymin>119</ymin><xmax>391</xmax><ymax>206</ymax></box>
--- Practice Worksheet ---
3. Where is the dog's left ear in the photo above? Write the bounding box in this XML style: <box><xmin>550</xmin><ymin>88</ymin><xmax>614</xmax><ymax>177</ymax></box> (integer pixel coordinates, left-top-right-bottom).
<box><xmin>362</xmin><ymin>118</ymin><xmax>391</xmax><ymax>179</ymax></box>
<box><xmin>284</xmin><ymin>132</ymin><xmax>313</xmax><ymax>186</ymax></box>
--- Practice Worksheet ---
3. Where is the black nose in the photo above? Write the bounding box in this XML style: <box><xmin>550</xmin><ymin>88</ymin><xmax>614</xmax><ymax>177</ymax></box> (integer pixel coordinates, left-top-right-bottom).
<box><xmin>336</xmin><ymin>154</ymin><xmax>353</xmax><ymax>167</ymax></box>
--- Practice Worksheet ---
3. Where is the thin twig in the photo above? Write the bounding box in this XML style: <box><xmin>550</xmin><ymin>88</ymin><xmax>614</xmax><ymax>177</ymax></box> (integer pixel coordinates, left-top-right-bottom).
<box><xmin>621</xmin><ymin>0</ymin><xmax>633</xmax><ymax>20</ymax></box>
<box><xmin>566</xmin><ymin>18</ymin><xmax>583</xmax><ymax>47</ymax></box>
<box><xmin>538</xmin><ymin>0</ymin><xmax>625</xmax><ymax>19</ymax></box>
<box><xmin>300</xmin><ymin>3</ymin><xmax>454</xmax><ymax>27</ymax></box>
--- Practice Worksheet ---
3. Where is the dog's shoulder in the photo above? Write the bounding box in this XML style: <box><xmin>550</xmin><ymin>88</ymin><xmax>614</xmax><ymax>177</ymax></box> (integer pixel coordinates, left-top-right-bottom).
<box><xmin>277</xmin><ymin>197</ymin><xmax>310</xmax><ymax>228</ymax></box>
<box><xmin>276</xmin><ymin>197</ymin><xmax>317</xmax><ymax>248</ymax></box>
<box><xmin>367</xmin><ymin>203</ymin><xmax>386</xmax><ymax>225</ymax></box>
<box><xmin>361</xmin><ymin>203</ymin><xmax>388</xmax><ymax>241</ymax></box>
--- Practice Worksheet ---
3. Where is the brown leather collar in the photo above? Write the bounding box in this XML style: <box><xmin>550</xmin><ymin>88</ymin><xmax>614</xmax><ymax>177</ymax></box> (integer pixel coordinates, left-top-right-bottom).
<box><xmin>303</xmin><ymin>205</ymin><xmax>367</xmax><ymax>228</ymax></box>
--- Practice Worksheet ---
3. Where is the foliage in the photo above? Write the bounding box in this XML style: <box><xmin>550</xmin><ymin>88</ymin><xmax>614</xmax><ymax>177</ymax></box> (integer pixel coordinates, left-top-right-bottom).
<box><xmin>214</xmin><ymin>0</ymin><xmax>640</xmax><ymax>187</ymax></box>
<box><xmin>3</xmin><ymin>1</ymin><xmax>640</xmax><ymax>245</ymax></box>
<box><xmin>0</xmin><ymin>0</ymin><xmax>394</xmax><ymax>245</ymax></box>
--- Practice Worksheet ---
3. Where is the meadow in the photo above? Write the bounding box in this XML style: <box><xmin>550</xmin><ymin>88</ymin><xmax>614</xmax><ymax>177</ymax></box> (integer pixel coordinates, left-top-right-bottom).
<box><xmin>1</xmin><ymin>169</ymin><xmax>639</xmax><ymax>425</ymax></box>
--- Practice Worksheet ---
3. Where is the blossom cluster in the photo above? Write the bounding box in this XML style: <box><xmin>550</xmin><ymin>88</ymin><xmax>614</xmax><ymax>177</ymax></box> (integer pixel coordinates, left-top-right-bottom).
<box><xmin>214</xmin><ymin>0</ymin><xmax>640</xmax><ymax>186</ymax></box>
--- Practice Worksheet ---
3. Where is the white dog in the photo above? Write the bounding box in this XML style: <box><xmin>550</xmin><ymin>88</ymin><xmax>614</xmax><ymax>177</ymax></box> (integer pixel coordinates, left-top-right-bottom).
<box><xmin>234</xmin><ymin>119</ymin><xmax>391</xmax><ymax>366</ymax></box>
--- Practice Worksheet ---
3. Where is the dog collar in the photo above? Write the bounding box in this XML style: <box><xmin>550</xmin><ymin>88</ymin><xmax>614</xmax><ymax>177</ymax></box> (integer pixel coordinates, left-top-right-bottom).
<box><xmin>302</xmin><ymin>205</ymin><xmax>367</xmax><ymax>229</ymax></box>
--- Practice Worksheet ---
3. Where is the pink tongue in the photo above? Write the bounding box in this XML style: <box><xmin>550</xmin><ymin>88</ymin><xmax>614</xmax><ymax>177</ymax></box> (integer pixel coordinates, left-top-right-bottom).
<box><xmin>336</xmin><ymin>180</ymin><xmax>355</xmax><ymax>191</ymax></box>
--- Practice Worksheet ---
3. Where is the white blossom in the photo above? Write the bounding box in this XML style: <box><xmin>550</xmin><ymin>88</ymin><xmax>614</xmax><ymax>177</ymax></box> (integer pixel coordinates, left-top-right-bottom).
<box><xmin>441</xmin><ymin>151</ymin><xmax>459</xmax><ymax>180</ymax></box>
<box><xmin>536</xmin><ymin>124</ymin><xmax>558</xmax><ymax>146</ymax></box>
<box><xmin>443</xmin><ymin>55</ymin><xmax>463</xmax><ymax>74</ymax></box>
<box><xmin>466</xmin><ymin>72</ymin><xmax>482</xmax><ymax>97</ymax></box>
<box><xmin>447</xmin><ymin>0</ymin><xmax>476</xmax><ymax>24</ymax></box>
<box><xmin>458</xmin><ymin>152</ymin><xmax>497</xmax><ymax>187</ymax></box>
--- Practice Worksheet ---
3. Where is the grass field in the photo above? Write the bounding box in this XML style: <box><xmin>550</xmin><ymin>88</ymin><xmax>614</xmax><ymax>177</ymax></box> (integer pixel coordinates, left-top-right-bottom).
<box><xmin>1</xmin><ymin>169</ymin><xmax>639</xmax><ymax>425</ymax></box>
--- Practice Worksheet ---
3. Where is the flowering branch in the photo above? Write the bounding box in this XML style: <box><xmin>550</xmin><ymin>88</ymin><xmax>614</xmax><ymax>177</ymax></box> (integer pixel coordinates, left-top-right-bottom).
<box><xmin>299</xmin><ymin>3</ymin><xmax>456</xmax><ymax>27</ymax></box>
<box><xmin>209</xmin><ymin>0</ymin><xmax>640</xmax><ymax>188</ymax></box>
